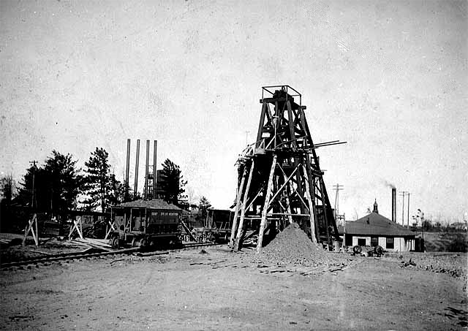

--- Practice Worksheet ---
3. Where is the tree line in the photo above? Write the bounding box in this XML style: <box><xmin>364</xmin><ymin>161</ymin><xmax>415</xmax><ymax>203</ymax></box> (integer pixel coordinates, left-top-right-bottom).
<box><xmin>0</xmin><ymin>148</ymin><xmax>189</xmax><ymax>217</ymax></box>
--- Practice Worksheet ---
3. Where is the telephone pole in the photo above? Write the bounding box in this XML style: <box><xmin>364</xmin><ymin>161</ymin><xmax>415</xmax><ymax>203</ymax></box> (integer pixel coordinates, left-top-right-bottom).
<box><xmin>332</xmin><ymin>184</ymin><xmax>344</xmax><ymax>219</ymax></box>
<box><xmin>29</xmin><ymin>160</ymin><xmax>38</xmax><ymax>209</ymax></box>
<box><xmin>407</xmin><ymin>192</ymin><xmax>411</xmax><ymax>228</ymax></box>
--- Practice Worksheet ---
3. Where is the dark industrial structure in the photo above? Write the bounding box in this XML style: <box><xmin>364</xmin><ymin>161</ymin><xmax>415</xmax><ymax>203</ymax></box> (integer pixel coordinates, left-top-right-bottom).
<box><xmin>230</xmin><ymin>86</ymin><xmax>345</xmax><ymax>252</ymax></box>
<box><xmin>108</xmin><ymin>199</ymin><xmax>182</xmax><ymax>249</ymax></box>
<box><xmin>125</xmin><ymin>138</ymin><xmax>158</xmax><ymax>200</ymax></box>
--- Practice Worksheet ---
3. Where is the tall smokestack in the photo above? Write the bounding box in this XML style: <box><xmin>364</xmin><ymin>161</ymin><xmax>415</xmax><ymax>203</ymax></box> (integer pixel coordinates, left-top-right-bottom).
<box><xmin>392</xmin><ymin>187</ymin><xmax>396</xmax><ymax>222</ymax></box>
<box><xmin>125</xmin><ymin>139</ymin><xmax>131</xmax><ymax>191</ymax></box>
<box><xmin>153</xmin><ymin>140</ymin><xmax>157</xmax><ymax>199</ymax></box>
<box><xmin>144</xmin><ymin>140</ymin><xmax>150</xmax><ymax>200</ymax></box>
<box><xmin>134</xmin><ymin>139</ymin><xmax>140</xmax><ymax>199</ymax></box>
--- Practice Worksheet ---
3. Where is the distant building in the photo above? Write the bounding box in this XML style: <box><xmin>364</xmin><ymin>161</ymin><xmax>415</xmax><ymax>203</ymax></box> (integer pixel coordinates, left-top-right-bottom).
<box><xmin>451</xmin><ymin>221</ymin><xmax>468</xmax><ymax>231</ymax></box>
<box><xmin>340</xmin><ymin>200</ymin><xmax>417</xmax><ymax>252</ymax></box>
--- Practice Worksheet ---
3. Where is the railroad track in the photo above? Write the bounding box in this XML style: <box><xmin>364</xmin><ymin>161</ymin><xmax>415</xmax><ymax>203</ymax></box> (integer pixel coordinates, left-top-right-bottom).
<box><xmin>0</xmin><ymin>242</ymin><xmax>225</xmax><ymax>270</ymax></box>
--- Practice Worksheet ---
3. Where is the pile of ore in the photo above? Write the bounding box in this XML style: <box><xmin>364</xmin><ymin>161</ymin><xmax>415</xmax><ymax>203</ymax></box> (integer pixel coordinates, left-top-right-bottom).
<box><xmin>256</xmin><ymin>222</ymin><xmax>331</xmax><ymax>267</ymax></box>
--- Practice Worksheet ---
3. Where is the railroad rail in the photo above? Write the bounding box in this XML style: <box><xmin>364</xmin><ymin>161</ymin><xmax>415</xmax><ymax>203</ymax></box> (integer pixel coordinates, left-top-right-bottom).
<box><xmin>0</xmin><ymin>242</ymin><xmax>225</xmax><ymax>270</ymax></box>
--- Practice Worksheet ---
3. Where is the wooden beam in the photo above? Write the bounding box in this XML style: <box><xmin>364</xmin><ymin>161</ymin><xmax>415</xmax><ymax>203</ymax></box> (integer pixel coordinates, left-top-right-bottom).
<box><xmin>234</xmin><ymin>159</ymin><xmax>255</xmax><ymax>251</ymax></box>
<box><xmin>256</xmin><ymin>154</ymin><xmax>277</xmax><ymax>253</ymax></box>
<box><xmin>68</xmin><ymin>216</ymin><xmax>84</xmax><ymax>240</ymax></box>
<box><xmin>229</xmin><ymin>165</ymin><xmax>248</xmax><ymax>247</ymax></box>
<box><xmin>267</xmin><ymin>164</ymin><xmax>299</xmax><ymax>207</ymax></box>
<box><xmin>319</xmin><ymin>179</ymin><xmax>331</xmax><ymax>244</ymax></box>
<box><xmin>281</xmin><ymin>173</ymin><xmax>293</xmax><ymax>224</ymax></box>
<box><xmin>286</xmin><ymin>101</ymin><xmax>297</xmax><ymax>149</ymax></box>
<box><xmin>306</xmin><ymin>155</ymin><xmax>320</xmax><ymax>240</ymax></box>
<box><xmin>180</xmin><ymin>220</ymin><xmax>198</xmax><ymax>242</ymax></box>
<box><xmin>267</xmin><ymin>213</ymin><xmax>311</xmax><ymax>217</ymax></box>
<box><xmin>255</xmin><ymin>103</ymin><xmax>267</xmax><ymax>149</ymax></box>
<box><xmin>302</xmin><ymin>164</ymin><xmax>318</xmax><ymax>244</ymax></box>
<box><xmin>22</xmin><ymin>213</ymin><xmax>39</xmax><ymax>247</ymax></box>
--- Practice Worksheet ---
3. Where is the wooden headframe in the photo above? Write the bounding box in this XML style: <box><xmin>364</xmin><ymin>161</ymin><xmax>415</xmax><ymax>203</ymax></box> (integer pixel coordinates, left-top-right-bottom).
<box><xmin>230</xmin><ymin>85</ymin><xmax>340</xmax><ymax>252</ymax></box>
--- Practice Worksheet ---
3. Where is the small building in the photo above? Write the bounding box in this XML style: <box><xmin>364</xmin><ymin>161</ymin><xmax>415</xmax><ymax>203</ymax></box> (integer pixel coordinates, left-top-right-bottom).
<box><xmin>451</xmin><ymin>221</ymin><xmax>467</xmax><ymax>231</ymax></box>
<box><xmin>342</xmin><ymin>200</ymin><xmax>416</xmax><ymax>252</ymax></box>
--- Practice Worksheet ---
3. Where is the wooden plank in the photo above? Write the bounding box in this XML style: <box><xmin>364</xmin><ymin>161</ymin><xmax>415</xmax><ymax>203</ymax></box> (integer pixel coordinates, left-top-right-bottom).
<box><xmin>302</xmin><ymin>164</ymin><xmax>318</xmax><ymax>244</ymax></box>
<box><xmin>22</xmin><ymin>214</ymin><xmax>38</xmax><ymax>247</ymax></box>
<box><xmin>234</xmin><ymin>159</ymin><xmax>255</xmax><ymax>251</ymax></box>
<box><xmin>256</xmin><ymin>154</ymin><xmax>277</xmax><ymax>253</ymax></box>
<box><xmin>229</xmin><ymin>165</ymin><xmax>248</xmax><ymax>247</ymax></box>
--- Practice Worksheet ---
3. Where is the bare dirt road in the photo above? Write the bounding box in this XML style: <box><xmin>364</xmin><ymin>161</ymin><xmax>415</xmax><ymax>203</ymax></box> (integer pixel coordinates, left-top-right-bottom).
<box><xmin>0</xmin><ymin>246</ymin><xmax>466</xmax><ymax>331</ymax></box>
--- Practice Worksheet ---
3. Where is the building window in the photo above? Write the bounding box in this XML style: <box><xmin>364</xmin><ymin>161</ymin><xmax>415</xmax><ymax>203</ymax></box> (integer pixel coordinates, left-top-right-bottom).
<box><xmin>386</xmin><ymin>237</ymin><xmax>394</xmax><ymax>249</ymax></box>
<box><xmin>357</xmin><ymin>238</ymin><xmax>366</xmax><ymax>246</ymax></box>
<box><xmin>371</xmin><ymin>237</ymin><xmax>378</xmax><ymax>247</ymax></box>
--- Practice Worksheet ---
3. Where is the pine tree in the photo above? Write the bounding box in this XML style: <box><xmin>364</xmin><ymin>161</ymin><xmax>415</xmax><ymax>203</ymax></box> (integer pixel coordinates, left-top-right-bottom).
<box><xmin>16</xmin><ymin>151</ymin><xmax>82</xmax><ymax>212</ymax></box>
<box><xmin>198</xmin><ymin>196</ymin><xmax>212</xmax><ymax>221</ymax></box>
<box><xmin>44</xmin><ymin>150</ymin><xmax>82</xmax><ymax>212</ymax></box>
<box><xmin>160</xmin><ymin>159</ymin><xmax>187</xmax><ymax>206</ymax></box>
<box><xmin>82</xmin><ymin>148</ymin><xmax>121</xmax><ymax>212</ymax></box>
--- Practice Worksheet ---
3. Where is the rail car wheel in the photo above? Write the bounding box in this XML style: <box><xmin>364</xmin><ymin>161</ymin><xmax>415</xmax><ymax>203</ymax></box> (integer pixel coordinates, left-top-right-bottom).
<box><xmin>352</xmin><ymin>245</ymin><xmax>362</xmax><ymax>254</ymax></box>
<box><xmin>374</xmin><ymin>245</ymin><xmax>384</xmax><ymax>256</ymax></box>
<box><xmin>111</xmin><ymin>237</ymin><xmax>120</xmax><ymax>249</ymax></box>
<box><xmin>140</xmin><ymin>238</ymin><xmax>148</xmax><ymax>249</ymax></box>
<box><xmin>131</xmin><ymin>237</ymin><xmax>140</xmax><ymax>247</ymax></box>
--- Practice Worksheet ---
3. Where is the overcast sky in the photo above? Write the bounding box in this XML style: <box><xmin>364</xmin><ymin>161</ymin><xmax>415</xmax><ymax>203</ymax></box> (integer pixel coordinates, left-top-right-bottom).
<box><xmin>1</xmin><ymin>0</ymin><xmax>466</xmax><ymax>223</ymax></box>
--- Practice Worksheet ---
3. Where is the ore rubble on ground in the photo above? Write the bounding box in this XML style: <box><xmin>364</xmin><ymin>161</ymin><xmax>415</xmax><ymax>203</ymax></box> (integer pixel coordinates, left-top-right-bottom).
<box><xmin>255</xmin><ymin>223</ymin><xmax>339</xmax><ymax>267</ymax></box>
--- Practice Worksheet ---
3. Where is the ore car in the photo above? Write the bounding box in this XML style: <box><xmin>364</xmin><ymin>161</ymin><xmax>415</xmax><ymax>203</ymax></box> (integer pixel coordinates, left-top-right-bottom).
<box><xmin>108</xmin><ymin>199</ymin><xmax>182</xmax><ymax>249</ymax></box>
<box><xmin>204</xmin><ymin>208</ymin><xmax>234</xmax><ymax>242</ymax></box>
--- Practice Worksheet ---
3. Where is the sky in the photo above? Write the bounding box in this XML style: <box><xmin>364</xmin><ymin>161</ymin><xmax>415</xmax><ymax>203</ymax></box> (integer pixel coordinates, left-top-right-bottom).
<box><xmin>0</xmin><ymin>0</ymin><xmax>467</xmax><ymax>223</ymax></box>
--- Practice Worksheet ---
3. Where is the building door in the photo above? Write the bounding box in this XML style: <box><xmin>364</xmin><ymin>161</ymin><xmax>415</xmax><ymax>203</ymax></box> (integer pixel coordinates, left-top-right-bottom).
<box><xmin>386</xmin><ymin>237</ymin><xmax>394</xmax><ymax>249</ymax></box>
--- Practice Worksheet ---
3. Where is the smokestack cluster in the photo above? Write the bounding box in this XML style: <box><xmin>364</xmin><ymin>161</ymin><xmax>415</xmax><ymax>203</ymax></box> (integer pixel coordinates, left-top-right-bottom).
<box><xmin>392</xmin><ymin>187</ymin><xmax>396</xmax><ymax>223</ymax></box>
<box><xmin>125</xmin><ymin>139</ymin><xmax>158</xmax><ymax>200</ymax></box>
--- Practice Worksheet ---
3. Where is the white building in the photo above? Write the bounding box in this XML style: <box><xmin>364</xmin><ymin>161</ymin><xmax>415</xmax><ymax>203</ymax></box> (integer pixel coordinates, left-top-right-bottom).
<box><xmin>342</xmin><ymin>201</ymin><xmax>416</xmax><ymax>252</ymax></box>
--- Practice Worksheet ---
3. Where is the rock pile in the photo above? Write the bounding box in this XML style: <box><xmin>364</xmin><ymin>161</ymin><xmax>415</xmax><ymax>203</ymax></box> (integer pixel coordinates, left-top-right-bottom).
<box><xmin>256</xmin><ymin>223</ymin><xmax>332</xmax><ymax>267</ymax></box>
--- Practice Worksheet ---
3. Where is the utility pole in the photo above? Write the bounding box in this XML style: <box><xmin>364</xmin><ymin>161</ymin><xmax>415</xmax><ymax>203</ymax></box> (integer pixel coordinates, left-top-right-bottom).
<box><xmin>29</xmin><ymin>160</ymin><xmax>38</xmax><ymax>209</ymax></box>
<box><xmin>332</xmin><ymin>184</ymin><xmax>344</xmax><ymax>220</ymax></box>
<box><xmin>399</xmin><ymin>191</ymin><xmax>407</xmax><ymax>226</ymax></box>
<box><xmin>407</xmin><ymin>192</ymin><xmax>410</xmax><ymax>228</ymax></box>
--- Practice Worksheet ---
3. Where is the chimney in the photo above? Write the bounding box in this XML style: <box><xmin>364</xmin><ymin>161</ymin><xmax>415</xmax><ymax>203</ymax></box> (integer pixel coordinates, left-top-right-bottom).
<box><xmin>125</xmin><ymin>139</ymin><xmax>131</xmax><ymax>191</ymax></box>
<box><xmin>144</xmin><ymin>140</ymin><xmax>150</xmax><ymax>199</ymax></box>
<box><xmin>153</xmin><ymin>140</ymin><xmax>157</xmax><ymax>199</ymax></box>
<box><xmin>392</xmin><ymin>187</ymin><xmax>396</xmax><ymax>222</ymax></box>
<box><xmin>134</xmin><ymin>139</ymin><xmax>140</xmax><ymax>199</ymax></box>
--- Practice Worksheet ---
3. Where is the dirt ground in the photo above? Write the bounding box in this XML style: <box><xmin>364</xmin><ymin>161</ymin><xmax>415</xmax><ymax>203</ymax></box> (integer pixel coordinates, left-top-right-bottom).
<box><xmin>0</xmin><ymin>246</ymin><xmax>467</xmax><ymax>331</ymax></box>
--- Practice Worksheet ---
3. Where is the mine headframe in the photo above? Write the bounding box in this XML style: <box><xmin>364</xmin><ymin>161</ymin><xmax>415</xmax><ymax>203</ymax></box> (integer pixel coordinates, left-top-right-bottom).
<box><xmin>230</xmin><ymin>85</ymin><xmax>343</xmax><ymax>252</ymax></box>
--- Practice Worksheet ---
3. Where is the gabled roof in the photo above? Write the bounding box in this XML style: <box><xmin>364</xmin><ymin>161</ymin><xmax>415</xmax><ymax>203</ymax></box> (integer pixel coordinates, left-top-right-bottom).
<box><xmin>343</xmin><ymin>212</ymin><xmax>416</xmax><ymax>237</ymax></box>
<box><xmin>113</xmin><ymin>199</ymin><xmax>181</xmax><ymax>211</ymax></box>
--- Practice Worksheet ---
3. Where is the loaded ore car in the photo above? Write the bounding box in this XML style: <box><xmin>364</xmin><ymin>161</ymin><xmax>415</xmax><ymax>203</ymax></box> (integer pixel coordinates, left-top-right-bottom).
<box><xmin>205</xmin><ymin>208</ymin><xmax>234</xmax><ymax>242</ymax></box>
<box><xmin>109</xmin><ymin>199</ymin><xmax>182</xmax><ymax>249</ymax></box>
